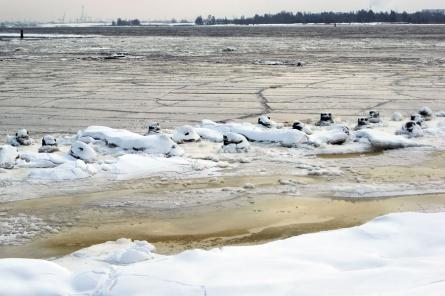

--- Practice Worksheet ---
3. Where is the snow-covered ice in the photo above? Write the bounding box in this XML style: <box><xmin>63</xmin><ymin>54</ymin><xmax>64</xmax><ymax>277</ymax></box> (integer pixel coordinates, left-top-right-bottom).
<box><xmin>200</xmin><ymin>120</ymin><xmax>308</xmax><ymax>147</ymax></box>
<box><xmin>78</xmin><ymin>126</ymin><xmax>184</xmax><ymax>156</ymax></box>
<box><xmin>1</xmin><ymin>212</ymin><xmax>444</xmax><ymax>296</ymax></box>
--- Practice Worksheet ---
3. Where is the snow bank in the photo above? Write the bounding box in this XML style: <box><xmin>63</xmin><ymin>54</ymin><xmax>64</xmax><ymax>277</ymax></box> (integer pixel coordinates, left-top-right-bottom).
<box><xmin>78</xmin><ymin>126</ymin><xmax>184</xmax><ymax>156</ymax></box>
<box><xmin>200</xmin><ymin>120</ymin><xmax>308</xmax><ymax>147</ymax></box>
<box><xmin>1</xmin><ymin>212</ymin><xmax>445</xmax><ymax>296</ymax></box>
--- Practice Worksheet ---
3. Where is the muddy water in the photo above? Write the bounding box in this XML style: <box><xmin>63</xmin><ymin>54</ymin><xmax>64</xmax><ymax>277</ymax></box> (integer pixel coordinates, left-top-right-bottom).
<box><xmin>2</xmin><ymin>151</ymin><xmax>445</xmax><ymax>259</ymax></box>
<box><xmin>2</xmin><ymin>191</ymin><xmax>445</xmax><ymax>259</ymax></box>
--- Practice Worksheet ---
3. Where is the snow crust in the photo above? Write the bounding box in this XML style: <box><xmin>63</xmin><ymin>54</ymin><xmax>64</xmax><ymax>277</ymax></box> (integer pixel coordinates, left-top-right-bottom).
<box><xmin>1</xmin><ymin>212</ymin><xmax>445</xmax><ymax>296</ymax></box>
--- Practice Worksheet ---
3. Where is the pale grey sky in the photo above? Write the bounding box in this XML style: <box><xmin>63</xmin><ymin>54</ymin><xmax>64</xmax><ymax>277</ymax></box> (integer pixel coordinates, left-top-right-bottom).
<box><xmin>1</xmin><ymin>0</ymin><xmax>443</xmax><ymax>22</ymax></box>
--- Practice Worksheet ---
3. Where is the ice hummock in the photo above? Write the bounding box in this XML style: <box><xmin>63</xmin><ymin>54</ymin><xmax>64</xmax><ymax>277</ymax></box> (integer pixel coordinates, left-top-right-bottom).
<box><xmin>78</xmin><ymin>126</ymin><xmax>184</xmax><ymax>156</ymax></box>
<box><xmin>200</xmin><ymin>120</ymin><xmax>308</xmax><ymax>147</ymax></box>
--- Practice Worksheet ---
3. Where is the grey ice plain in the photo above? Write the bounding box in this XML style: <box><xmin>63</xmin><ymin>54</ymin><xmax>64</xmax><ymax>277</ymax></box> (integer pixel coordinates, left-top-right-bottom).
<box><xmin>0</xmin><ymin>25</ymin><xmax>444</xmax><ymax>138</ymax></box>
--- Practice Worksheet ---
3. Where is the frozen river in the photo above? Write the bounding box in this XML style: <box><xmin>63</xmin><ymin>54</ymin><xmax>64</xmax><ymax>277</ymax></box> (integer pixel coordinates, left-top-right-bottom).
<box><xmin>1</xmin><ymin>24</ymin><xmax>445</xmax><ymax>258</ymax></box>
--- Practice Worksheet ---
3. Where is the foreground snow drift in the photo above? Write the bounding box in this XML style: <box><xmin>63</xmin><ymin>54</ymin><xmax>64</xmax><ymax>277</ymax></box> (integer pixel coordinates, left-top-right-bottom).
<box><xmin>1</xmin><ymin>212</ymin><xmax>445</xmax><ymax>296</ymax></box>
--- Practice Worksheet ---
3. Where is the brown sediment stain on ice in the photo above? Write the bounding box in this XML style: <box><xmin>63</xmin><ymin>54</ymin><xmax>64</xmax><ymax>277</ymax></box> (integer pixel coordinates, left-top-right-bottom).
<box><xmin>1</xmin><ymin>193</ymin><xmax>445</xmax><ymax>259</ymax></box>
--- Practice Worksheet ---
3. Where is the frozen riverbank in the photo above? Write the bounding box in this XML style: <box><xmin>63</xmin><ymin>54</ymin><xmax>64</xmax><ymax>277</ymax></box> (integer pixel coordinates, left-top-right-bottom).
<box><xmin>1</xmin><ymin>211</ymin><xmax>444</xmax><ymax>296</ymax></box>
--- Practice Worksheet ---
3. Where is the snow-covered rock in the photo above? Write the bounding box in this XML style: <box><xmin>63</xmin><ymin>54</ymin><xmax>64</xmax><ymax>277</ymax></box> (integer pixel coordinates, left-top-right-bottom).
<box><xmin>69</xmin><ymin>141</ymin><xmax>97</xmax><ymax>163</ymax></box>
<box><xmin>38</xmin><ymin>135</ymin><xmax>59</xmax><ymax>153</ymax></box>
<box><xmin>315</xmin><ymin>112</ymin><xmax>334</xmax><ymax>126</ymax></box>
<box><xmin>258</xmin><ymin>115</ymin><xmax>282</xmax><ymax>129</ymax></box>
<box><xmin>147</xmin><ymin>122</ymin><xmax>161</xmax><ymax>135</ymax></box>
<box><xmin>368</xmin><ymin>110</ymin><xmax>382</xmax><ymax>124</ymax></box>
<box><xmin>0</xmin><ymin>145</ymin><xmax>18</xmax><ymax>169</ymax></box>
<box><xmin>221</xmin><ymin>132</ymin><xmax>250</xmax><ymax>153</ymax></box>
<box><xmin>6</xmin><ymin>129</ymin><xmax>33</xmax><ymax>146</ymax></box>
<box><xmin>78</xmin><ymin>126</ymin><xmax>183</xmax><ymax>156</ymax></box>
<box><xmin>172</xmin><ymin>125</ymin><xmax>201</xmax><ymax>143</ymax></box>
<box><xmin>396</xmin><ymin>121</ymin><xmax>424</xmax><ymax>138</ymax></box>
<box><xmin>418</xmin><ymin>106</ymin><xmax>433</xmax><ymax>121</ymax></box>
<box><xmin>354</xmin><ymin>117</ymin><xmax>370</xmax><ymax>130</ymax></box>
<box><xmin>292</xmin><ymin>120</ymin><xmax>312</xmax><ymax>135</ymax></box>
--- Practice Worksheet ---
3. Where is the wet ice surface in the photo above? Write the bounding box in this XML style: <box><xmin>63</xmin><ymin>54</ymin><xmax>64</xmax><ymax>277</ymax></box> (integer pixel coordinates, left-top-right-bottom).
<box><xmin>1</xmin><ymin>25</ymin><xmax>445</xmax><ymax>253</ymax></box>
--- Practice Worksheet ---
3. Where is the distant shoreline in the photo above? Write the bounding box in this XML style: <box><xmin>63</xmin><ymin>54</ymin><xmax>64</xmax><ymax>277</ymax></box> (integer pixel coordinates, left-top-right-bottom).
<box><xmin>2</xmin><ymin>22</ymin><xmax>445</xmax><ymax>29</ymax></box>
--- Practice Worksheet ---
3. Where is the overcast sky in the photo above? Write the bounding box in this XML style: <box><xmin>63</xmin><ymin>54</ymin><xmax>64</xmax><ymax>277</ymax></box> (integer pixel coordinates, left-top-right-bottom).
<box><xmin>1</xmin><ymin>0</ymin><xmax>443</xmax><ymax>22</ymax></box>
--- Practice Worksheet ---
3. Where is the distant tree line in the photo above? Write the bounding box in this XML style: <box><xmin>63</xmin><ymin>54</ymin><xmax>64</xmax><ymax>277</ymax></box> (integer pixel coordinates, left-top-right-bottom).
<box><xmin>112</xmin><ymin>18</ymin><xmax>141</xmax><ymax>26</ymax></box>
<box><xmin>195</xmin><ymin>10</ymin><xmax>445</xmax><ymax>25</ymax></box>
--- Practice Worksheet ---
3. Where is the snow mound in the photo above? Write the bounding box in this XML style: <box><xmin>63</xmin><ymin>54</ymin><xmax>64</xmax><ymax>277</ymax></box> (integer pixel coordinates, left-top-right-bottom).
<box><xmin>201</xmin><ymin>120</ymin><xmax>308</xmax><ymax>147</ymax></box>
<box><xmin>309</xmin><ymin>125</ymin><xmax>350</xmax><ymax>146</ymax></box>
<box><xmin>70</xmin><ymin>238</ymin><xmax>156</xmax><ymax>265</ymax></box>
<box><xmin>17</xmin><ymin>152</ymin><xmax>66</xmax><ymax>168</ymax></box>
<box><xmin>195</xmin><ymin>128</ymin><xmax>224</xmax><ymax>142</ymax></box>
<box><xmin>78</xmin><ymin>126</ymin><xmax>184</xmax><ymax>156</ymax></box>
<box><xmin>0</xmin><ymin>259</ymin><xmax>73</xmax><ymax>296</ymax></box>
<box><xmin>28</xmin><ymin>159</ymin><xmax>97</xmax><ymax>181</ymax></box>
<box><xmin>172</xmin><ymin>125</ymin><xmax>201</xmax><ymax>143</ymax></box>
<box><xmin>356</xmin><ymin>129</ymin><xmax>420</xmax><ymax>150</ymax></box>
<box><xmin>70</xmin><ymin>141</ymin><xmax>97</xmax><ymax>163</ymax></box>
<box><xmin>221</xmin><ymin>132</ymin><xmax>250</xmax><ymax>153</ymax></box>
<box><xmin>0</xmin><ymin>145</ymin><xmax>18</xmax><ymax>169</ymax></box>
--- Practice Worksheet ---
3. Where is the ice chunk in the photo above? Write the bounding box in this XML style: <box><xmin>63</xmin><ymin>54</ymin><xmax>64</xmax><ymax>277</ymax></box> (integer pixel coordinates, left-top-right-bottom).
<box><xmin>396</xmin><ymin>121</ymin><xmax>424</xmax><ymax>138</ymax></box>
<box><xmin>70</xmin><ymin>141</ymin><xmax>97</xmax><ymax>163</ymax></box>
<box><xmin>292</xmin><ymin>121</ymin><xmax>312</xmax><ymax>135</ymax></box>
<box><xmin>258</xmin><ymin>115</ymin><xmax>282</xmax><ymax>128</ymax></box>
<box><xmin>0</xmin><ymin>145</ymin><xmax>18</xmax><ymax>169</ymax></box>
<box><xmin>221</xmin><ymin>132</ymin><xmax>250</xmax><ymax>153</ymax></box>
<box><xmin>391</xmin><ymin>112</ymin><xmax>403</xmax><ymax>121</ymax></box>
<box><xmin>38</xmin><ymin>135</ymin><xmax>59</xmax><ymax>153</ymax></box>
<box><xmin>418</xmin><ymin>106</ymin><xmax>433</xmax><ymax>121</ymax></box>
<box><xmin>6</xmin><ymin>129</ymin><xmax>33</xmax><ymax>146</ymax></box>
